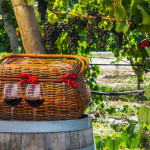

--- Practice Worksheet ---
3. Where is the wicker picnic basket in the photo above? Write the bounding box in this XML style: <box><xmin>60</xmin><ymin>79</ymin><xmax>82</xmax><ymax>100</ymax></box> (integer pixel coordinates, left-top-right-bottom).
<box><xmin>0</xmin><ymin>54</ymin><xmax>91</xmax><ymax>121</ymax></box>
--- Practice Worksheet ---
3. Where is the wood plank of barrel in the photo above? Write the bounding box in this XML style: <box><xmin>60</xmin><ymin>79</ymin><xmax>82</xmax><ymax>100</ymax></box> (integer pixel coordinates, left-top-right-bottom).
<box><xmin>0</xmin><ymin>115</ymin><xmax>95</xmax><ymax>150</ymax></box>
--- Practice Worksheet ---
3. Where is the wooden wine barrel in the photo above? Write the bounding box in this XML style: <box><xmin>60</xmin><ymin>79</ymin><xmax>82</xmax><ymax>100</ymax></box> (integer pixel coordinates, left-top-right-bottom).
<box><xmin>0</xmin><ymin>115</ymin><xmax>95</xmax><ymax>150</ymax></box>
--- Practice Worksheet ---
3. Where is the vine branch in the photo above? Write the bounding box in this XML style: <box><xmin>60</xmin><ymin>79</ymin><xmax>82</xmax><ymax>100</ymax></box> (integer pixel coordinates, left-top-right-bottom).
<box><xmin>47</xmin><ymin>3</ymin><xmax>60</xmax><ymax>18</ymax></box>
<box><xmin>110</xmin><ymin>0</ymin><xmax>117</xmax><ymax>11</ymax></box>
<box><xmin>119</xmin><ymin>0</ymin><xmax>124</xmax><ymax>9</ymax></box>
<box><xmin>47</xmin><ymin>2</ymin><xmax>119</xmax><ymax>22</ymax></box>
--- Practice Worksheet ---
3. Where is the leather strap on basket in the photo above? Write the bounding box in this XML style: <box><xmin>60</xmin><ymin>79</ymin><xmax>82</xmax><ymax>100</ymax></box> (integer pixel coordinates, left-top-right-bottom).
<box><xmin>61</xmin><ymin>73</ymin><xmax>79</xmax><ymax>88</ymax></box>
<box><xmin>0</xmin><ymin>54</ymin><xmax>89</xmax><ymax>75</ymax></box>
<box><xmin>18</xmin><ymin>74</ymin><xmax>38</xmax><ymax>84</ymax></box>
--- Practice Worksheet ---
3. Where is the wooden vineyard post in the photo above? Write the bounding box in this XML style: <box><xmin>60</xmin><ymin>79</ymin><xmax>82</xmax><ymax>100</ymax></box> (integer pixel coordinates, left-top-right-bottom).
<box><xmin>11</xmin><ymin>0</ymin><xmax>46</xmax><ymax>54</ymax></box>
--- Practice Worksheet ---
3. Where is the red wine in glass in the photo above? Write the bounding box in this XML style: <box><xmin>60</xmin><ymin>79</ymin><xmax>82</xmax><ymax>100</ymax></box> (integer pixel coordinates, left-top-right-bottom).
<box><xmin>25</xmin><ymin>84</ymin><xmax>45</xmax><ymax>121</ymax></box>
<box><xmin>25</xmin><ymin>99</ymin><xmax>45</xmax><ymax>108</ymax></box>
<box><xmin>4</xmin><ymin>98</ymin><xmax>22</xmax><ymax>107</ymax></box>
<box><xmin>3</xmin><ymin>83</ymin><xmax>22</xmax><ymax>120</ymax></box>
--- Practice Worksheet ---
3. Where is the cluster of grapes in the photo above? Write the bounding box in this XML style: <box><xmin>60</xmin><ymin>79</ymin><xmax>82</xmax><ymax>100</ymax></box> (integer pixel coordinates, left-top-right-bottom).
<box><xmin>42</xmin><ymin>19</ymin><xmax>81</xmax><ymax>53</ymax></box>
<box><xmin>97</xmin><ymin>28</ymin><xmax>108</xmax><ymax>49</ymax></box>
<box><xmin>67</xmin><ymin>18</ymin><xmax>80</xmax><ymax>54</ymax></box>
<box><xmin>42</xmin><ymin>22</ymin><xmax>62</xmax><ymax>52</ymax></box>
<box><xmin>87</xmin><ymin>8</ymin><xmax>99</xmax><ymax>16</ymax></box>
<box><xmin>86</xmin><ymin>24</ymin><xmax>95</xmax><ymax>46</ymax></box>
<box><xmin>75</xmin><ymin>17</ymin><xmax>88</xmax><ymax>27</ymax></box>
<box><xmin>37</xmin><ymin>0</ymin><xmax>48</xmax><ymax>21</ymax></box>
<box><xmin>86</xmin><ymin>9</ymin><xmax>104</xmax><ymax>47</ymax></box>
<box><xmin>114</xmin><ymin>32</ymin><xmax>123</xmax><ymax>48</ymax></box>
<box><xmin>111</xmin><ymin>24</ymin><xmax>123</xmax><ymax>48</ymax></box>
<box><xmin>130</xmin><ymin>22</ymin><xmax>137</xmax><ymax>30</ymax></box>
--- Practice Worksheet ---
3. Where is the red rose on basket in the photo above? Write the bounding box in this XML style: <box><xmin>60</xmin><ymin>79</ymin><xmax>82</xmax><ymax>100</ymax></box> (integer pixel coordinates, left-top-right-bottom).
<box><xmin>18</xmin><ymin>74</ymin><xmax>38</xmax><ymax>84</ymax></box>
<box><xmin>138</xmin><ymin>39</ymin><xmax>150</xmax><ymax>49</ymax></box>
<box><xmin>61</xmin><ymin>73</ymin><xmax>79</xmax><ymax>88</ymax></box>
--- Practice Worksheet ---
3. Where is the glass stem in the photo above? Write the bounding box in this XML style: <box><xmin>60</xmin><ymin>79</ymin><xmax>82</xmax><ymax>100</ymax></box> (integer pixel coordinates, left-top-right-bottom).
<box><xmin>11</xmin><ymin>107</ymin><xmax>14</xmax><ymax>120</ymax></box>
<box><xmin>33</xmin><ymin>108</ymin><xmax>36</xmax><ymax>121</ymax></box>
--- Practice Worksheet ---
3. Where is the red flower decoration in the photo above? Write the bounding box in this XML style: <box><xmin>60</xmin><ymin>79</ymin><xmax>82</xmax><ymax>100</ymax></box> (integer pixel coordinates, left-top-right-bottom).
<box><xmin>138</xmin><ymin>39</ymin><xmax>150</xmax><ymax>49</ymax></box>
<box><xmin>61</xmin><ymin>73</ymin><xmax>79</xmax><ymax>88</ymax></box>
<box><xmin>18</xmin><ymin>74</ymin><xmax>38</xmax><ymax>84</ymax></box>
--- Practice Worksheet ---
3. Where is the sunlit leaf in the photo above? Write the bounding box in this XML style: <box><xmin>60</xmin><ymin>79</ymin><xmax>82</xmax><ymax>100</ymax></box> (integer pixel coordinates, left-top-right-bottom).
<box><xmin>82</xmin><ymin>41</ymin><xmax>88</xmax><ymax>49</ymax></box>
<box><xmin>106</xmin><ymin>22</ymin><xmax>113</xmax><ymax>31</ymax></box>
<box><xmin>116</xmin><ymin>21</ymin><xmax>130</xmax><ymax>33</ymax></box>
<box><xmin>27</xmin><ymin>0</ymin><xmax>35</xmax><ymax>5</ymax></box>
<box><xmin>105</xmin><ymin>136</ymin><xmax>121</xmax><ymax>150</ymax></box>
<box><xmin>137</xmin><ymin>4</ymin><xmax>150</xmax><ymax>25</ymax></box>
<box><xmin>121</xmin><ymin>131</ymin><xmax>128</xmax><ymax>146</ymax></box>
<box><xmin>95</xmin><ymin>136</ymin><xmax>101</xmax><ymax>149</ymax></box>
<box><xmin>145</xmin><ymin>84</ymin><xmax>150</xmax><ymax>97</ymax></box>
<box><xmin>114</xmin><ymin>2</ymin><xmax>126</xmax><ymax>20</ymax></box>
<box><xmin>48</xmin><ymin>12</ymin><xmax>58</xmax><ymax>24</ymax></box>
<box><xmin>138</xmin><ymin>105</ymin><xmax>150</xmax><ymax>124</ymax></box>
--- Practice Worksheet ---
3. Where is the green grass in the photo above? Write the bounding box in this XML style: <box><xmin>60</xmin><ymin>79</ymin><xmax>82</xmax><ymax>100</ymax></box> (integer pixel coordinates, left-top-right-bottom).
<box><xmin>89</xmin><ymin>74</ymin><xmax>150</xmax><ymax>149</ymax></box>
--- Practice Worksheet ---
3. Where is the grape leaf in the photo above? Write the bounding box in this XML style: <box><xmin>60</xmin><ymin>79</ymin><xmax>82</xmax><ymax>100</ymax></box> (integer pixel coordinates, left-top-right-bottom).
<box><xmin>142</xmin><ymin>15</ymin><xmax>150</xmax><ymax>25</ymax></box>
<box><xmin>147</xmin><ymin>124</ymin><xmax>150</xmax><ymax>130</ymax></box>
<box><xmin>69</xmin><ymin>9</ymin><xmax>78</xmax><ymax>17</ymax></box>
<box><xmin>105</xmin><ymin>136</ymin><xmax>121</xmax><ymax>150</ymax></box>
<box><xmin>130</xmin><ymin>5</ymin><xmax>142</xmax><ymax>24</ymax></box>
<box><xmin>48</xmin><ymin>12</ymin><xmax>58</xmax><ymax>24</ymax></box>
<box><xmin>132</xmin><ymin>134</ymin><xmax>141</xmax><ymax>149</ymax></box>
<box><xmin>105</xmin><ymin>137</ymin><xmax>113</xmax><ymax>150</ymax></box>
<box><xmin>138</xmin><ymin>105</ymin><xmax>150</xmax><ymax>124</ymax></box>
<box><xmin>27</xmin><ymin>0</ymin><xmax>35</xmax><ymax>5</ymax></box>
<box><xmin>121</xmin><ymin>131</ymin><xmax>128</xmax><ymax>146</ymax></box>
<box><xmin>137</xmin><ymin>5</ymin><xmax>150</xmax><ymax>25</ymax></box>
<box><xmin>62</xmin><ymin>0</ymin><xmax>68</xmax><ymax>10</ymax></box>
<box><xmin>114</xmin><ymin>2</ymin><xmax>126</xmax><ymax>20</ymax></box>
<box><xmin>95</xmin><ymin>136</ymin><xmax>101</xmax><ymax>149</ymax></box>
<box><xmin>116</xmin><ymin>21</ymin><xmax>130</xmax><ymax>33</ymax></box>
<box><xmin>137</xmin><ymin>5</ymin><xmax>148</xmax><ymax>16</ymax></box>
<box><xmin>106</xmin><ymin>22</ymin><xmax>113</xmax><ymax>31</ymax></box>
<box><xmin>102</xmin><ymin>0</ymin><xmax>113</xmax><ymax>7</ymax></box>
<box><xmin>133</xmin><ymin>123</ymin><xmax>143</xmax><ymax>137</ymax></box>
<box><xmin>145</xmin><ymin>84</ymin><xmax>150</xmax><ymax>97</ymax></box>
<box><xmin>127</xmin><ymin>134</ymin><xmax>141</xmax><ymax>150</ymax></box>
<box><xmin>134</xmin><ymin>0</ymin><xmax>145</xmax><ymax>4</ymax></box>
<box><xmin>99</xmin><ymin>138</ymin><xmax>105</xmax><ymax>150</ymax></box>
<box><xmin>137</xmin><ymin>25</ymin><xmax>150</xmax><ymax>33</ymax></box>
<box><xmin>147</xmin><ymin>0</ymin><xmax>150</xmax><ymax>3</ymax></box>
<box><xmin>82</xmin><ymin>41</ymin><xmax>88</xmax><ymax>50</ymax></box>
<box><xmin>126</xmin><ymin>120</ymin><xmax>136</xmax><ymax>136</ymax></box>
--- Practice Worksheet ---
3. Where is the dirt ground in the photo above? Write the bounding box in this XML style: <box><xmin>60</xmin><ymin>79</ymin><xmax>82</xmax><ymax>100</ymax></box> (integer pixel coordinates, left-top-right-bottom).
<box><xmin>90</xmin><ymin>53</ymin><xmax>150</xmax><ymax>88</ymax></box>
<box><xmin>90</xmin><ymin>53</ymin><xmax>150</xmax><ymax>124</ymax></box>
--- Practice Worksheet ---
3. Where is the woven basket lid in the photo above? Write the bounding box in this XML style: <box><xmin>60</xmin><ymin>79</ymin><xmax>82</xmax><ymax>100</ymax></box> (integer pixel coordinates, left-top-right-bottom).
<box><xmin>0</xmin><ymin>58</ymin><xmax>81</xmax><ymax>78</ymax></box>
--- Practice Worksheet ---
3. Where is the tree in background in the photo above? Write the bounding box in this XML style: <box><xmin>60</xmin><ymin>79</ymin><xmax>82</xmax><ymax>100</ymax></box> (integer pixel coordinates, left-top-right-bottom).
<box><xmin>0</xmin><ymin>0</ymin><xmax>20</xmax><ymax>53</ymax></box>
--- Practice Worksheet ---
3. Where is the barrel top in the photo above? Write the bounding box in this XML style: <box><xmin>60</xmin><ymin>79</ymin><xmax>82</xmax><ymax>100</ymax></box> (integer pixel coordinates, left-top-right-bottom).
<box><xmin>0</xmin><ymin>115</ymin><xmax>92</xmax><ymax>133</ymax></box>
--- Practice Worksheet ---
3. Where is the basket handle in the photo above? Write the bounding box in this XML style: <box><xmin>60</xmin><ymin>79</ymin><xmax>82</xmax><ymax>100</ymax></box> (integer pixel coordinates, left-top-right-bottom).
<box><xmin>0</xmin><ymin>54</ymin><xmax>89</xmax><ymax>74</ymax></box>
<box><xmin>79</xmin><ymin>56</ymin><xmax>89</xmax><ymax>72</ymax></box>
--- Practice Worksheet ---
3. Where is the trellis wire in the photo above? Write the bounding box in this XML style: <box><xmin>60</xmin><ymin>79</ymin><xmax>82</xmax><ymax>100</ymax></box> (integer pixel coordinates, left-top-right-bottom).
<box><xmin>90</xmin><ymin>63</ymin><xmax>144</xmax><ymax>66</ymax></box>
<box><xmin>91</xmin><ymin>89</ymin><xmax>145</xmax><ymax>96</ymax></box>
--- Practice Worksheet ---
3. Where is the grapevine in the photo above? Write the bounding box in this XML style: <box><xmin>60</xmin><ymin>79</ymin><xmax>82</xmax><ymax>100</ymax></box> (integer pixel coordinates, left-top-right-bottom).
<box><xmin>66</xmin><ymin>18</ymin><xmax>79</xmax><ymax>54</ymax></box>
<box><xmin>97</xmin><ymin>28</ymin><xmax>108</xmax><ymax>49</ymax></box>
<box><xmin>114</xmin><ymin>32</ymin><xmax>123</xmax><ymax>48</ymax></box>
<box><xmin>42</xmin><ymin>22</ymin><xmax>62</xmax><ymax>52</ymax></box>
<box><xmin>111</xmin><ymin>23</ymin><xmax>123</xmax><ymax>48</ymax></box>
<box><xmin>37</xmin><ymin>0</ymin><xmax>48</xmax><ymax>21</ymax></box>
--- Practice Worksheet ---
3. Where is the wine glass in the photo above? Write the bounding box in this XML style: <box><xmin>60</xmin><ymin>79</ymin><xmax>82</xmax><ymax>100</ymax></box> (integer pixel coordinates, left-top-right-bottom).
<box><xmin>3</xmin><ymin>83</ymin><xmax>22</xmax><ymax>120</ymax></box>
<box><xmin>25</xmin><ymin>84</ymin><xmax>45</xmax><ymax>121</ymax></box>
